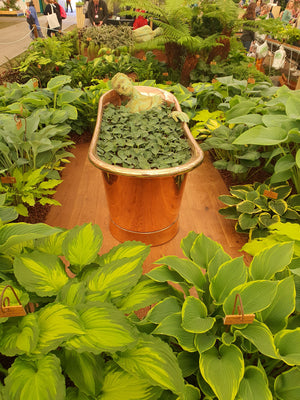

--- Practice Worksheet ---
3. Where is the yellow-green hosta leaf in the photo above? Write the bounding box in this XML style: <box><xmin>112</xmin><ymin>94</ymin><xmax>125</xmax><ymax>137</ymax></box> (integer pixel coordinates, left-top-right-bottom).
<box><xmin>189</xmin><ymin>233</ymin><xmax>224</xmax><ymax>270</ymax></box>
<box><xmin>237</xmin><ymin>366</ymin><xmax>272</xmax><ymax>400</ymax></box>
<box><xmin>98</xmin><ymin>240</ymin><xmax>150</xmax><ymax>266</ymax></box>
<box><xmin>144</xmin><ymin>297</ymin><xmax>183</xmax><ymax>324</ymax></box>
<box><xmin>233</xmin><ymin>320</ymin><xmax>278</xmax><ymax>359</ymax></box>
<box><xmin>63</xmin><ymin>350</ymin><xmax>104</xmax><ymax>397</ymax></box>
<box><xmin>66</xmin><ymin>302</ymin><xmax>137</xmax><ymax>354</ymax></box>
<box><xmin>62</xmin><ymin>223</ymin><xmax>103</xmax><ymax>274</ymax></box>
<box><xmin>249</xmin><ymin>242</ymin><xmax>294</xmax><ymax>280</ymax></box>
<box><xmin>182</xmin><ymin>296</ymin><xmax>215</xmax><ymax>333</ymax></box>
<box><xmin>35</xmin><ymin>230</ymin><xmax>68</xmax><ymax>256</ymax></box>
<box><xmin>153</xmin><ymin>312</ymin><xmax>196</xmax><ymax>352</ymax></box>
<box><xmin>274</xmin><ymin>328</ymin><xmax>300</xmax><ymax>365</ymax></box>
<box><xmin>4</xmin><ymin>354</ymin><xmax>65</xmax><ymax>400</ymax></box>
<box><xmin>274</xmin><ymin>367</ymin><xmax>300</xmax><ymax>400</ymax></box>
<box><xmin>210</xmin><ymin>257</ymin><xmax>247</xmax><ymax>305</ymax></box>
<box><xmin>35</xmin><ymin>303</ymin><xmax>84</xmax><ymax>354</ymax></box>
<box><xmin>195</xmin><ymin>332</ymin><xmax>217</xmax><ymax>354</ymax></box>
<box><xmin>14</xmin><ymin>250</ymin><xmax>69</xmax><ymax>297</ymax></box>
<box><xmin>0</xmin><ymin>313</ymin><xmax>39</xmax><ymax>356</ymax></box>
<box><xmin>100</xmin><ymin>362</ymin><xmax>163</xmax><ymax>400</ymax></box>
<box><xmin>114</xmin><ymin>333</ymin><xmax>185</xmax><ymax>398</ymax></box>
<box><xmin>199</xmin><ymin>344</ymin><xmax>244</xmax><ymax>400</ymax></box>
<box><xmin>261</xmin><ymin>276</ymin><xmax>295</xmax><ymax>333</ymax></box>
<box><xmin>207</xmin><ymin>247</ymin><xmax>232</xmax><ymax>280</ymax></box>
<box><xmin>56</xmin><ymin>279</ymin><xmax>87</xmax><ymax>307</ymax></box>
<box><xmin>223</xmin><ymin>281</ymin><xmax>278</xmax><ymax>315</ymax></box>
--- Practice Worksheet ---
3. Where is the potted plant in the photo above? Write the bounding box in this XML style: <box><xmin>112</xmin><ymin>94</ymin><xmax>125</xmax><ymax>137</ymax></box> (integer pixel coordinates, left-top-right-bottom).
<box><xmin>88</xmin><ymin>73</ymin><xmax>204</xmax><ymax>245</ymax></box>
<box><xmin>76</xmin><ymin>1</ymin><xmax>86</xmax><ymax>29</ymax></box>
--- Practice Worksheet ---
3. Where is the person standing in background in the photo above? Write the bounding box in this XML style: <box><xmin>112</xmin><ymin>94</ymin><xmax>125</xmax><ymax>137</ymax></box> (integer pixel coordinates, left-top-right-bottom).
<box><xmin>44</xmin><ymin>0</ymin><xmax>61</xmax><ymax>37</ymax></box>
<box><xmin>66</xmin><ymin>0</ymin><xmax>73</xmax><ymax>13</ymax></box>
<box><xmin>240</xmin><ymin>2</ymin><xmax>256</xmax><ymax>51</ymax></box>
<box><xmin>88</xmin><ymin>0</ymin><xmax>108</xmax><ymax>26</ymax></box>
<box><xmin>26</xmin><ymin>0</ymin><xmax>44</xmax><ymax>38</ymax></box>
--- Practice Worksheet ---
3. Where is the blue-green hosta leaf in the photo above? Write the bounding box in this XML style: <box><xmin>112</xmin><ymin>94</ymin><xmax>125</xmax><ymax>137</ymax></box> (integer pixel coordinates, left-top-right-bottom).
<box><xmin>4</xmin><ymin>354</ymin><xmax>65</xmax><ymax>400</ymax></box>
<box><xmin>182</xmin><ymin>296</ymin><xmax>215</xmax><ymax>334</ymax></box>
<box><xmin>207</xmin><ymin>248</ymin><xmax>231</xmax><ymax>280</ymax></box>
<box><xmin>63</xmin><ymin>350</ymin><xmax>104</xmax><ymax>397</ymax></box>
<box><xmin>194</xmin><ymin>332</ymin><xmax>217</xmax><ymax>354</ymax></box>
<box><xmin>66</xmin><ymin>302</ymin><xmax>137</xmax><ymax>354</ymax></box>
<box><xmin>98</xmin><ymin>240</ymin><xmax>150</xmax><ymax>266</ymax></box>
<box><xmin>233</xmin><ymin>320</ymin><xmax>278</xmax><ymax>359</ymax></box>
<box><xmin>144</xmin><ymin>297</ymin><xmax>183</xmax><ymax>324</ymax></box>
<box><xmin>56</xmin><ymin>279</ymin><xmax>87</xmax><ymax>307</ymax></box>
<box><xmin>189</xmin><ymin>233</ymin><xmax>224</xmax><ymax>270</ymax></box>
<box><xmin>14</xmin><ymin>250</ymin><xmax>69</xmax><ymax>297</ymax></box>
<box><xmin>200</xmin><ymin>344</ymin><xmax>244</xmax><ymax>400</ymax></box>
<box><xmin>274</xmin><ymin>328</ymin><xmax>300</xmax><ymax>365</ymax></box>
<box><xmin>0</xmin><ymin>223</ymin><xmax>62</xmax><ymax>253</ymax></box>
<box><xmin>237</xmin><ymin>366</ymin><xmax>272</xmax><ymax>400</ymax></box>
<box><xmin>210</xmin><ymin>257</ymin><xmax>247</xmax><ymax>304</ymax></box>
<box><xmin>62</xmin><ymin>223</ymin><xmax>103</xmax><ymax>274</ymax></box>
<box><xmin>153</xmin><ymin>312</ymin><xmax>196</xmax><ymax>352</ymax></box>
<box><xmin>35</xmin><ymin>303</ymin><xmax>84</xmax><ymax>354</ymax></box>
<box><xmin>274</xmin><ymin>367</ymin><xmax>300</xmax><ymax>400</ymax></box>
<box><xmin>223</xmin><ymin>281</ymin><xmax>278</xmax><ymax>315</ymax></box>
<box><xmin>114</xmin><ymin>333</ymin><xmax>185</xmax><ymax>398</ymax></box>
<box><xmin>233</xmin><ymin>126</ymin><xmax>288</xmax><ymax>146</ymax></box>
<box><xmin>249</xmin><ymin>242</ymin><xmax>294</xmax><ymax>280</ymax></box>
<box><xmin>100</xmin><ymin>362</ymin><xmax>163</xmax><ymax>400</ymax></box>
<box><xmin>0</xmin><ymin>313</ymin><xmax>39</xmax><ymax>356</ymax></box>
<box><xmin>154</xmin><ymin>256</ymin><xmax>205</xmax><ymax>291</ymax></box>
<box><xmin>260</xmin><ymin>276</ymin><xmax>295</xmax><ymax>334</ymax></box>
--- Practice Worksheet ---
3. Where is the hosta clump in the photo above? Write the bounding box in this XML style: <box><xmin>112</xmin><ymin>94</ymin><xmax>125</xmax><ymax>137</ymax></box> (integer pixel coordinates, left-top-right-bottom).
<box><xmin>143</xmin><ymin>231</ymin><xmax>300</xmax><ymax>400</ymax></box>
<box><xmin>97</xmin><ymin>103</ymin><xmax>191</xmax><ymax>169</ymax></box>
<box><xmin>218</xmin><ymin>181</ymin><xmax>300</xmax><ymax>238</ymax></box>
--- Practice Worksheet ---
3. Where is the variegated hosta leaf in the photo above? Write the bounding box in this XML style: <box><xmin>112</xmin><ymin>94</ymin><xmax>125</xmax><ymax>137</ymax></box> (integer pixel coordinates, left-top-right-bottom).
<box><xmin>207</xmin><ymin>248</ymin><xmax>231</xmax><ymax>280</ymax></box>
<box><xmin>233</xmin><ymin>320</ymin><xmax>278</xmax><ymax>359</ymax></box>
<box><xmin>194</xmin><ymin>332</ymin><xmax>216</xmax><ymax>354</ymax></box>
<box><xmin>153</xmin><ymin>312</ymin><xmax>196</xmax><ymax>352</ymax></box>
<box><xmin>14</xmin><ymin>250</ymin><xmax>69</xmax><ymax>297</ymax></box>
<box><xmin>188</xmin><ymin>233</ymin><xmax>224</xmax><ymax>270</ymax></box>
<box><xmin>62</xmin><ymin>223</ymin><xmax>103</xmax><ymax>274</ymax></box>
<box><xmin>63</xmin><ymin>350</ymin><xmax>104</xmax><ymax>397</ymax></box>
<box><xmin>117</xmin><ymin>277</ymin><xmax>179</xmax><ymax>313</ymax></box>
<box><xmin>274</xmin><ymin>367</ymin><xmax>300</xmax><ymax>400</ymax></box>
<box><xmin>35</xmin><ymin>230</ymin><xmax>68</xmax><ymax>256</ymax></box>
<box><xmin>4</xmin><ymin>354</ymin><xmax>65</xmax><ymax>400</ymax></box>
<box><xmin>100</xmin><ymin>362</ymin><xmax>163</xmax><ymax>400</ymax></box>
<box><xmin>0</xmin><ymin>281</ymin><xmax>29</xmax><ymax>309</ymax></box>
<box><xmin>145</xmin><ymin>297</ymin><xmax>183</xmax><ymax>324</ymax></box>
<box><xmin>114</xmin><ymin>333</ymin><xmax>185</xmax><ymax>398</ymax></box>
<box><xmin>274</xmin><ymin>328</ymin><xmax>300</xmax><ymax>365</ymax></box>
<box><xmin>199</xmin><ymin>344</ymin><xmax>244</xmax><ymax>400</ymax></box>
<box><xmin>66</xmin><ymin>302</ymin><xmax>137</xmax><ymax>354</ymax></box>
<box><xmin>0</xmin><ymin>223</ymin><xmax>62</xmax><ymax>254</ymax></box>
<box><xmin>85</xmin><ymin>254</ymin><xmax>145</xmax><ymax>301</ymax></box>
<box><xmin>237</xmin><ymin>366</ymin><xmax>272</xmax><ymax>400</ymax></box>
<box><xmin>182</xmin><ymin>384</ymin><xmax>201</xmax><ymax>400</ymax></box>
<box><xmin>223</xmin><ymin>281</ymin><xmax>278</xmax><ymax>315</ymax></box>
<box><xmin>56</xmin><ymin>279</ymin><xmax>87</xmax><ymax>307</ymax></box>
<box><xmin>210</xmin><ymin>257</ymin><xmax>247</xmax><ymax>305</ymax></box>
<box><xmin>181</xmin><ymin>296</ymin><xmax>215</xmax><ymax>334</ymax></box>
<box><xmin>260</xmin><ymin>276</ymin><xmax>295</xmax><ymax>334</ymax></box>
<box><xmin>98</xmin><ymin>240</ymin><xmax>150</xmax><ymax>266</ymax></box>
<box><xmin>0</xmin><ymin>313</ymin><xmax>39</xmax><ymax>356</ymax></box>
<box><xmin>249</xmin><ymin>242</ymin><xmax>294</xmax><ymax>280</ymax></box>
<box><xmin>34</xmin><ymin>303</ymin><xmax>84</xmax><ymax>354</ymax></box>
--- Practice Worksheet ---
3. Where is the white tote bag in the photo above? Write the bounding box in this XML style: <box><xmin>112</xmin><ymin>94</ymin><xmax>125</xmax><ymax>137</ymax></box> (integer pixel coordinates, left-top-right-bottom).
<box><xmin>47</xmin><ymin>4</ymin><xmax>59</xmax><ymax>29</ymax></box>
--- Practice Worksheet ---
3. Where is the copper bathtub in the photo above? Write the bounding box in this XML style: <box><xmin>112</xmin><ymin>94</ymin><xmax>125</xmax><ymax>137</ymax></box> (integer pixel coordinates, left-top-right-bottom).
<box><xmin>88</xmin><ymin>86</ymin><xmax>204</xmax><ymax>246</ymax></box>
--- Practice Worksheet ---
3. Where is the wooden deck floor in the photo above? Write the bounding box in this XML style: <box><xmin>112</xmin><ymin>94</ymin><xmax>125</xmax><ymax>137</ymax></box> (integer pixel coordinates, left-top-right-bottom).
<box><xmin>45</xmin><ymin>142</ymin><xmax>249</xmax><ymax>273</ymax></box>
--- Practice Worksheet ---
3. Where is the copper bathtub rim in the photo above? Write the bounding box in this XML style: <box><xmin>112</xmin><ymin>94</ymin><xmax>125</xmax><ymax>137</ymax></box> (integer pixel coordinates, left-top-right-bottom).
<box><xmin>88</xmin><ymin>86</ymin><xmax>204</xmax><ymax>178</ymax></box>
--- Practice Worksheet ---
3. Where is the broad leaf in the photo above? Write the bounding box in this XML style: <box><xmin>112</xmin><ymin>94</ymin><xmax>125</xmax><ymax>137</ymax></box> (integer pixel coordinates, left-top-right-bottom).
<box><xmin>145</xmin><ymin>297</ymin><xmax>183</xmax><ymax>324</ymax></box>
<box><xmin>194</xmin><ymin>332</ymin><xmax>217</xmax><ymax>354</ymax></box>
<box><xmin>274</xmin><ymin>328</ymin><xmax>300</xmax><ymax>365</ymax></box>
<box><xmin>189</xmin><ymin>233</ymin><xmax>223</xmax><ymax>270</ymax></box>
<box><xmin>237</xmin><ymin>366</ymin><xmax>272</xmax><ymax>400</ymax></box>
<box><xmin>199</xmin><ymin>344</ymin><xmax>244</xmax><ymax>400</ymax></box>
<box><xmin>274</xmin><ymin>367</ymin><xmax>300</xmax><ymax>400</ymax></box>
<box><xmin>233</xmin><ymin>126</ymin><xmax>287</xmax><ymax>145</ymax></box>
<box><xmin>182</xmin><ymin>296</ymin><xmax>215</xmax><ymax>333</ymax></box>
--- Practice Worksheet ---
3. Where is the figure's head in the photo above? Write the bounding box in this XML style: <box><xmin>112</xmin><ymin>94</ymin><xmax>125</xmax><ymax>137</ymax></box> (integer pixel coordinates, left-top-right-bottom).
<box><xmin>111</xmin><ymin>73</ymin><xmax>134</xmax><ymax>96</ymax></box>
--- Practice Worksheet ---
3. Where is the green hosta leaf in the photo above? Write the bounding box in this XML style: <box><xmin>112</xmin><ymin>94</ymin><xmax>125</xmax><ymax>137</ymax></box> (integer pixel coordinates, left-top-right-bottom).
<box><xmin>100</xmin><ymin>362</ymin><xmax>163</xmax><ymax>400</ymax></box>
<box><xmin>274</xmin><ymin>154</ymin><xmax>295</xmax><ymax>174</ymax></box>
<box><xmin>227</xmin><ymin>114</ymin><xmax>263</xmax><ymax>126</ymax></box>
<box><xmin>286</xmin><ymin>94</ymin><xmax>300</xmax><ymax>119</ymax></box>
<box><xmin>66</xmin><ymin>387</ymin><xmax>92</xmax><ymax>400</ymax></box>
<box><xmin>0</xmin><ymin>313</ymin><xmax>39</xmax><ymax>356</ymax></box>
<box><xmin>237</xmin><ymin>366</ymin><xmax>272</xmax><ymax>400</ymax></box>
<box><xmin>47</xmin><ymin>75</ymin><xmax>71</xmax><ymax>91</ymax></box>
<box><xmin>4</xmin><ymin>354</ymin><xmax>65</xmax><ymax>400</ymax></box>
<box><xmin>0</xmin><ymin>223</ymin><xmax>62</xmax><ymax>253</ymax></box>
<box><xmin>14</xmin><ymin>250</ymin><xmax>69</xmax><ymax>297</ymax></box>
<box><xmin>66</xmin><ymin>302</ymin><xmax>137</xmax><ymax>354</ymax></box>
<box><xmin>180</xmin><ymin>231</ymin><xmax>199</xmax><ymax>259</ymax></box>
<box><xmin>233</xmin><ymin>126</ymin><xmax>288</xmax><ymax>145</ymax></box>
<box><xmin>189</xmin><ymin>233</ymin><xmax>224</xmax><ymax>270</ymax></box>
<box><xmin>219</xmin><ymin>195</ymin><xmax>241</xmax><ymax>206</ymax></box>
<box><xmin>199</xmin><ymin>344</ymin><xmax>244</xmax><ymax>400</ymax></box>
<box><xmin>269</xmin><ymin>199</ymin><xmax>288</xmax><ymax>216</ymax></box>
<box><xmin>194</xmin><ymin>332</ymin><xmax>217</xmax><ymax>354</ymax></box>
<box><xmin>219</xmin><ymin>206</ymin><xmax>240</xmax><ymax>219</ymax></box>
<box><xmin>210</xmin><ymin>257</ymin><xmax>247</xmax><ymax>304</ymax></box>
<box><xmin>274</xmin><ymin>328</ymin><xmax>300</xmax><ymax>365</ymax></box>
<box><xmin>153</xmin><ymin>312</ymin><xmax>196</xmax><ymax>352</ymax></box>
<box><xmin>62</xmin><ymin>223</ymin><xmax>103</xmax><ymax>274</ymax></box>
<box><xmin>146</xmin><ymin>265</ymin><xmax>186</xmax><ymax>284</ymax></box>
<box><xmin>35</xmin><ymin>303</ymin><xmax>84</xmax><ymax>354</ymax></box>
<box><xmin>274</xmin><ymin>367</ymin><xmax>300</xmax><ymax>400</ymax></box>
<box><xmin>259</xmin><ymin>212</ymin><xmax>280</xmax><ymax>228</ymax></box>
<box><xmin>236</xmin><ymin>200</ymin><xmax>256</xmax><ymax>214</ymax></box>
<box><xmin>223</xmin><ymin>281</ymin><xmax>278</xmax><ymax>315</ymax></box>
<box><xmin>249</xmin><ymin>242</ymin><xmax>294</xmax><ymax>280</ymax></box>
<box><xmin>225</xmin><ymin>100</ymin><xmax>257</xmax><ymax>120</ymax></box>
<box><xmin>145</xmin><ymin>297</ymin><xmax>183</xmax><ymax>324</ymax></box>
<box><xmin>234</xmin><ymin>320</ymin><xmax>278</xmax><ymax>359</ymax></box>
<box><xmin>63</xmin><ymin>350</ymin><xmax>104</xmax><ymax>397</ymax></box>
<box><xmin>182</xmin><ymin>296</ymin><xmax>215</xmax><ymax>333</ymax></box>
<box><xmin>207</xmin><ymin>248</ymin><xmax>231</xmax><ymax>280</ymax></box>
<box><xmin>177</xmin><ymin>351</ymin><xmax>199</xmax><ymax>378</ymax></box>
<box><xmin>261</xmin><ymin>276</ymin><xmax>295</xmax><ymax>334</ymax></box>
<box><xmin>114</xmin><ymin>333</ymin><xmax>185</xmax><ymax>398</ymax></box>
<box><xmin>154</xmin><ymin>256</ymin><xmax>206</xmax><ymax>291</ymax></box>
<box><xmin>238</xmin><ymin>213</ymin><xmax>259</xmax><ymax>230</ymax></box>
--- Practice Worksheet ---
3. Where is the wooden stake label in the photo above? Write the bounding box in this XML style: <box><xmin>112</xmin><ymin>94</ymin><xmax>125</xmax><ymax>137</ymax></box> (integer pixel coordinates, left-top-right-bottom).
<box><xmin>223</xmin><ymin>293</ymin><xmax>255</xmax><ymax>325</ymax></box>
<box><xmin>263</xmin><ymin>190</ymin><xmax>278</xmax><ymax>199</ymax></box>
<box><xmin>1</xmin><ymin>176</ymin><xmax>16</xmax><ymax>184</ymax></box>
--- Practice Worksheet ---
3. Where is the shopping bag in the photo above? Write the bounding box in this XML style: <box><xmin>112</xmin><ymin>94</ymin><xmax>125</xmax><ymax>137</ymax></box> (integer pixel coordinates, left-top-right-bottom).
<box><xmin>46</xmin><ymin>4</ymin><xmax>60</xmax><ymax>29</ymax></box>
